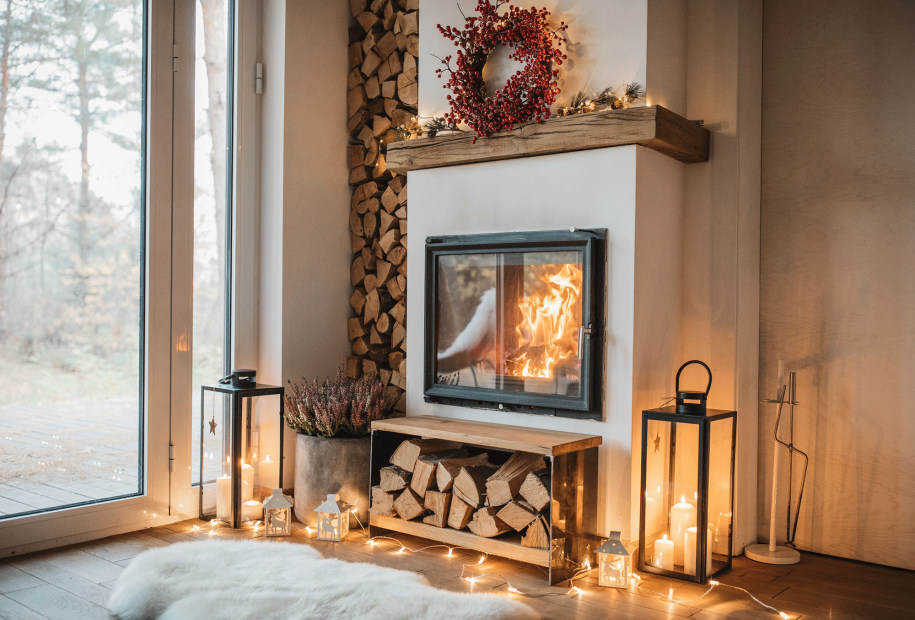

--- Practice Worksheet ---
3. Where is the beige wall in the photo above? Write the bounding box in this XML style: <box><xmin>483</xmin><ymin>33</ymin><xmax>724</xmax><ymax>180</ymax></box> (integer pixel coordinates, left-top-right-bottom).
<box><xmin>760</xmin><ymin>0</ymin><xmax>915</xmax><ymax>569</ymax></box>
<box><xmin>259</xmin><ymin>0</ymin><xmax>353</xmax><ymax>488</ymax></box>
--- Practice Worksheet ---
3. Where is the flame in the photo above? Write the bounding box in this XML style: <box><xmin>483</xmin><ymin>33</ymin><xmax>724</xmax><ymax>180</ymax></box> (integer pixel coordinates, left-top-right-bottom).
<box><xmin>506</xmin><ymin>263</ymin><xmax>583</xmax><ymax>379</ymax></box>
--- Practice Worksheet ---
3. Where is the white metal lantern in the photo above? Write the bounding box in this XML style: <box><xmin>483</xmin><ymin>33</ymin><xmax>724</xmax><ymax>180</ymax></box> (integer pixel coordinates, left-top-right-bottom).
<box><xmin>596</xmin><ymin>531</ymin><xmax>631</xmax><ymax>588</ymax></box>
<box><xmin>314</xmin><ymin>493</ymin><xmax>349</xmax><ymax>541</ymax></box>
<box><xmin>263</xmin><ymin>489</ymin><xmax>293</xmax><ymax>537</ymax></box>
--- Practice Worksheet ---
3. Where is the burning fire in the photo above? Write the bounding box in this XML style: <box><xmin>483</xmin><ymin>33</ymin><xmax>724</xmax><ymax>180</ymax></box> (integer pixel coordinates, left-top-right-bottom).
<box><xmin>506</xmin><ymin>263</ymin><xmax>583</xmax><ymax>379</ymax></box>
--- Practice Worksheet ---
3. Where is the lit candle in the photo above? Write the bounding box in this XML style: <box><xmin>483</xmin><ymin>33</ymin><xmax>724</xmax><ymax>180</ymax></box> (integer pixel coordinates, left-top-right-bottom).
<box><xmin>259</xmin><ymin>454</ymin><xmax>280</xmax><ymax>490</ymax></box>
<box><xmin>216</xmin><ymin>475</ymin><xmax>232</xmax><ymax>522</ymax></box>
<box><xmin>670</xmin><ymin>496</ymin><xmax>697</xmax><ymax>566</ymax></box>
<box><xmin>242</xmin><ymin>499</ymin><xmax>263</xmax><ymax>522</ymax></box>
<box><xmin>684</xmin><ymin>526</ymin><xmax>712</xmax><ymax>576</ymax></box>
<box><xmin>654</xmin><ymin>534</ymin><xmax>675</xmax><ymax>570</ymax></box>
<box><xmin>241</xmin><ymin>462</ymin><xmax>254</xmax><ymax>502</ymax></box>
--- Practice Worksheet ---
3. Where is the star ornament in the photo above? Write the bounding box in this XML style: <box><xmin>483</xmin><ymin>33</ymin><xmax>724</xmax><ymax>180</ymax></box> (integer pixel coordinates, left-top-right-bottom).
<box><xmin>209</xmin><ymin>417</ymin><xmax>218</xmax><ymax>435</ymax></box>
<box><xmin>653</xmin><ymin>433</ymin><xmax>661</xmax><ymax>453</ymax></box>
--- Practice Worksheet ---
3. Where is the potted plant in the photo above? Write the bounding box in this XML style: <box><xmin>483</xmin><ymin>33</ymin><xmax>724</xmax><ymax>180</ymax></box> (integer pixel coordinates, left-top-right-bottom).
<box><xmin>283</xmin><ymin>366</ymin><xmax>398</xmax><ymax>526</ymax></box>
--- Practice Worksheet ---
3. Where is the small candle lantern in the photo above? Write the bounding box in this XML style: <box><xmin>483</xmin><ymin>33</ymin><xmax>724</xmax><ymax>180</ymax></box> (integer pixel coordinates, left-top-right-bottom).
<box><xmin>639</xmin><ymin>360</ymin><xmax>736</xmax><ymax>583</ymax></box>
<box><xmin>314</xmin><ymin>493</ymin><xmax>349</xmax><ymax>541</ymax></box>
<box><xmin>198</xmin><ymin>378</ymin><xmax>285</xmax><ymax>528</ymax></box>
<box><xmin>595</xmin><ymin>531</ymin><xmax>630</xmax><ymax>588</ymax></box>
<box><xmin>263</xmin><ymin>489</ymin><xmax>293</xmax><ymax>537</ymax></box>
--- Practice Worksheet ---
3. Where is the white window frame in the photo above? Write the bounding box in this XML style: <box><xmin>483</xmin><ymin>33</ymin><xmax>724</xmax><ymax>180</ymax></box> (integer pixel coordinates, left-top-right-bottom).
<box><xmin>0</xmin><ymin>0</ymin><xmax>256</xmax><ymax>556</ymax></box>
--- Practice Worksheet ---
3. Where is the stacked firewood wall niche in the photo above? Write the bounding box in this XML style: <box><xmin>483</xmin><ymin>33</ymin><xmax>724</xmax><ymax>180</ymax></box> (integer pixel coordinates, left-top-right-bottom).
<box><xmin>345</xmin><ymin>0</ymin><xmax>417</xmax><ymax>402</ymax></box>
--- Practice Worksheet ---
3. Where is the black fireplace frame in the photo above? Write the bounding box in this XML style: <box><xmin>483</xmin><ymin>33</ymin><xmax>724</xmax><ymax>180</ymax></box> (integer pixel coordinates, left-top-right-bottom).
<box><xmin>423</xmin><ymin>228</ymin><xmax>605</xmax><ymax>420</ymax></box>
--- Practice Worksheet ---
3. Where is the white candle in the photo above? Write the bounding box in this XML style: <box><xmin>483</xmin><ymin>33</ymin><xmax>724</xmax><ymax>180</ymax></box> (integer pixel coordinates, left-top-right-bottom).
<box><xmin>241</xmin><ymin>462</ymin><xmax>254</xmax><ymax>502</ymax></box>
<box><xmin>670</xmin><ymin>497</ymin><xmax>696</xmax><ymax>566</ymax></box>
<box><xmin>654</xmin><ymin>534</ymin><xmax>675</xmax><ymax>570</ymax></box>
<box><xmin>259</xmin><ymin>455</ymin><xmax>280</xmax><ymax>491</ymax></box>
<box><xmin>242</xmin><ymin>500</ymin><xmax>263</xmax><ymax>522</ymax></box>
<box><xmin>216</xmin><ymin>475</ymin><xmax>232</xmax><ymax>522</ymax></box>
<box><xmin>684</xmin><ymin>526</ymin><xmax>713</xmax><ymax>576</ymax></box>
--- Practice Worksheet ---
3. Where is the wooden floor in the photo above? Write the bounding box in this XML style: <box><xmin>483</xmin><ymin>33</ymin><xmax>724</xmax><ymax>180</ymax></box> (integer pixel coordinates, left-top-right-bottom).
<box><xmin>0</xmin><ymin>519</ymin><xmax>912</xmax><ymax>619</ymax></box>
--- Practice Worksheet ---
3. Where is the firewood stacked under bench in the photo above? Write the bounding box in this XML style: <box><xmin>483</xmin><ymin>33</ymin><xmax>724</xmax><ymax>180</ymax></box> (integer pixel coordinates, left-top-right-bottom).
<box><xmin>369</xmin><ymin>416</ymin><xmax>601</xmax><ymax>584</ymax></box>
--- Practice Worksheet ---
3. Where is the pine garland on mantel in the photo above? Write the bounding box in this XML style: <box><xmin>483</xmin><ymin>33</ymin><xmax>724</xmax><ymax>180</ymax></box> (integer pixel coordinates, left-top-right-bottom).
<box><xmin>345</xmin><ymin>0</ymin><xmax>417</xmax><ymax>409</ymax></box>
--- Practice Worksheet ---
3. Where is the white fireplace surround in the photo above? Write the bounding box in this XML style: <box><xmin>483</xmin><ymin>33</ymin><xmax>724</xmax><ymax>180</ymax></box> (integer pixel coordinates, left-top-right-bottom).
<box><xmin>402</xmin><ymin>0</ymin><xmax>761</xmax><ymax>549</ymax></box>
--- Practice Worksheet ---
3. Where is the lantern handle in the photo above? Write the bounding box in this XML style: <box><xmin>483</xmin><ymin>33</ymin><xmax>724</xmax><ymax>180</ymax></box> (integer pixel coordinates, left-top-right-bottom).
<box><xmin>675</xmin><ymin>360</ymin><xmax>712</xmax><ymax>397</ymax></box>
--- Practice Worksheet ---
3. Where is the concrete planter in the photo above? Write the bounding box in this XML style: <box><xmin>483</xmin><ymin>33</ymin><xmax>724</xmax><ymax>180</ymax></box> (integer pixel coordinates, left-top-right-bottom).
<box><xmin>294</xmin><ymin>433</ymin><xmax>371</xmax><ymax>526</ymax></box>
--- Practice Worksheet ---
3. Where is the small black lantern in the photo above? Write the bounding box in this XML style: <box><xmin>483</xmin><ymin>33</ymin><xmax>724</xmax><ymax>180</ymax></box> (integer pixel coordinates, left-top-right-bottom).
<box><xmin>639</xmin><ymin>360</ymin><xmax>736</xmax><ymax>582</ymax></box>
<box><xmin>199</xmin><ymin>380</ymin><xmax>285</xmax><ymax>528</ymax></box>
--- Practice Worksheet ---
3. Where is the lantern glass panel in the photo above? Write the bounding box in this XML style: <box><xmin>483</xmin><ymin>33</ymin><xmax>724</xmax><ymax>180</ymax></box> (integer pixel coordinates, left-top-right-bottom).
<box><xmin>598</xmin><ymin>553</ymin><xmax>630</xmax><ymax>588</ymax></box>
<box><xmin>198</xmin><ymin>386</ymin><xmax>285</xmax><ymax>527</ymax></box>
<box><xmin>643</xmin><ymin>418</ymin><xmax>700</xmax><ymax>572</ymax></box>
<box><xmin>709</xmin><ymin>415</ymin><xmax>735</xmax><ymax>571</ymax></box>
<box><xmin>266</xmin><ymin>507</ymin><xmax>291</xmax><ymax>536</ymax></box>
<box><xmin>317</xmin><ymin>512</ymin><xmax>349</xmax><ymax>541</ymax></box>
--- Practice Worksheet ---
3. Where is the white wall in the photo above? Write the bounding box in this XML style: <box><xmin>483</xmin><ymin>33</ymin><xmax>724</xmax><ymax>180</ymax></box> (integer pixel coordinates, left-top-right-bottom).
<box><xmin>682</xmin><ymin>0</ymin><xmax>762</xmax><ymax>554</ymax></box>
<box><xmin>759</xmin><ymin>0</ymin><xmax>915</xmax><ymax>569</ymax></box>
<box><xmin>259</xmin><ymin>0</ymin><xmax>352</xmax><ymax>488</ymax></box>
<box><xmin>407</xmin><ymin>147</ymin><xmax>642</xmax><ymax>539</ymax></box>
<box><xmin>418</xmin><ymin>0</ymin><xmax>649</xmax><ymax>120</ymax></box>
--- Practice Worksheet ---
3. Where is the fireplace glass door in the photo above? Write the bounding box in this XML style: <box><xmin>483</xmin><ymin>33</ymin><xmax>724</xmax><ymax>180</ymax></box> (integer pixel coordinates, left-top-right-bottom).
<box><xmin>424</xmin><ymin>230</ymin><xmax>604</xmax><ymax>418</ymax></box>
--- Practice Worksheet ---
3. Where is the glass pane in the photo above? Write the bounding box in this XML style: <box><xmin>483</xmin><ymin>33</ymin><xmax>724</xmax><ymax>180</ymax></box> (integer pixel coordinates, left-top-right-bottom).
<box><xmin>0</xmin><ymin>1</ymin><xmax>144</xmax><ymax>517</ymax></box>
<box><xmin>709</xmin><ymin>415</ymin><xmax>734</xmax><ymax>567</ymax></box>
<box><xmin>434</xmin><ymin>250</ymin><xmax>583</xmax><ymax>396</ymax></box>
<box><xmin>191</xmin><ymin>0</ymin><xmax>231</xmax><ymax>486</ymax></box>
<box><xmin>644</xmin><ymin>419</ymin><xmax>700</xmax><ymax>571</ymax></box>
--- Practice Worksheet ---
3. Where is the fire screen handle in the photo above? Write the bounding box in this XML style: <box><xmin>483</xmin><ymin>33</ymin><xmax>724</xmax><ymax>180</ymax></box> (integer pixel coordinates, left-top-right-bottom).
<box><xmin>578</xmin><ymin>326</ymin><xmax>592</xmax><ymax>360</ymax></box>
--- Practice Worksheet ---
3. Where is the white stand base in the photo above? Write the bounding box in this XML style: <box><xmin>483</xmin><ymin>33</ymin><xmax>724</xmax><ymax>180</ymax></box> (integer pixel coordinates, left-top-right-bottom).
<box><xmin>745</xmin><ymin>543</ymin><xmax>801</xmax><ymax>565</ymax></box>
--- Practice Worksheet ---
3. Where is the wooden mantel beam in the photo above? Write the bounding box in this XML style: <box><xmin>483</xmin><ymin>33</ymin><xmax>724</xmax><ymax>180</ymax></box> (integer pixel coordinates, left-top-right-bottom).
<box><xmin>386</xmin><ymin>105</ymin><xmax>709</xmax><ymax>173</ymax></box>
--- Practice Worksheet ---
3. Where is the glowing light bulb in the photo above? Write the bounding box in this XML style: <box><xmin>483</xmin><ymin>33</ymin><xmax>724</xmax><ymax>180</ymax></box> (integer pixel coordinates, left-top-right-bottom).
<box><xmin>583</xmin><ymin>559</ymin><xmax>591</xmax><ymax>570</ymax></box>
<box><xmin>571</xmin><ymin>586</ymin><xmax>583</xmax><ymax>596</ymax></box>
<box><xmin>447</xmin><ymin>548</ymin><xmax>454</xmax><ymax>558</ymax></box>
<box><xmin>397</xmin><ymin>546</ymin><xmax>406</xmax><ymax>554</ymax></box>
<box><xmin>779</xmin><ymin>614</ymin><xmax>790</xmax><ymax>620</ymax></box>
<box><xmin>507</xmin><ymin>585</ymin><xmax>520</xmax><ymax>594</ymax></box>
<box><xmin>709</xmin><ymin>580</ymin><xmax>719</xmax><ymax>586</ymax></box>
<box><xmin>668</xmin><ymin>588</ymin><xmax>674</xmax><ymax>600</ymax></box>
<box><xmin>477</xmin><ymin>555</ymin><xmax>486</xmax><ymax>565</ymax></box>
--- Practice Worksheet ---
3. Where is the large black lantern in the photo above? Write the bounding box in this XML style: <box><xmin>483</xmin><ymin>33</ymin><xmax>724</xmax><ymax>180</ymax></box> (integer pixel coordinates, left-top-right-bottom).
<box><xmin>198</xmin><ymin>378</ymin><xmax>285</xmax><ymax>528</ymax></box>
<box><xmin>639</xmin><ymin>360</ymin><xmax>736</xmax><ymax>582</ymax></box>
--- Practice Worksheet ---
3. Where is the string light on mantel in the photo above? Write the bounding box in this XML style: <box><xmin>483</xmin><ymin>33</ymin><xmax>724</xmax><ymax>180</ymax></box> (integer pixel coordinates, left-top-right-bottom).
<box><xmin>319</xmin><ymin>509</ymin><xmax>796</xmax><ymax>618</ymax></box>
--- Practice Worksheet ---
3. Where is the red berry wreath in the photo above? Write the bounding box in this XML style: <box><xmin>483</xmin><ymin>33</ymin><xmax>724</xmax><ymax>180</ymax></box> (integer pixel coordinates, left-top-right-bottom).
<box><xmin>436</xmin><ymin>0</ymin><xmax>568</xmax><ymax>139</ymax></box>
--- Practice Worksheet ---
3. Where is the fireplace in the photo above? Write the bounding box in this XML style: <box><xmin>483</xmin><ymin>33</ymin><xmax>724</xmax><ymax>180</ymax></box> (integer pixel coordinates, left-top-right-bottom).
<box><xmin>423</xmin><ymin>229</ymin><xmax>605</xmax><ymax>419</ymax></box>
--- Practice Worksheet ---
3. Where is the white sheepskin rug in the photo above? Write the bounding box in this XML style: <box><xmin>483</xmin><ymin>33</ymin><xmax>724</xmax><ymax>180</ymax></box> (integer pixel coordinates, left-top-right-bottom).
<box><xmin>108</xmin><ymin>539</ymin><xmax>538</xmax><ymax>620</ymax></box>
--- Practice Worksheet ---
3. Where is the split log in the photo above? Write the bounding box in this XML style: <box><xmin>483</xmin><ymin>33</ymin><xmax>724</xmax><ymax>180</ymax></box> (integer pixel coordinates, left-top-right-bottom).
<box><xmin>389</xmin><ymin>438</ymin><xmax>462</xmax><ymax>472</ymax></box>
<box><xmin>496</xmin><ymin>499</ymin><xmax>540</xmax><ymax>532</ymax></box>
<box><xmin>347</xmin><ymin>317</ymin><xmax>365</xmax><ymax>340</ymax></box>
<box><xmin>422</xmin><ymin>491</ymin><xmax>452</xmax><ymax>528</ymax></box>
<box><xmin>467</xmin><ymin>507</ymin><xmax>511</xmax><ymax>538</ymax></box>
<box><xmin>393</xmin><ymin>488</ymin><xmax>424</xmax><ymax>521</ymax></box>
<box><xmin>485</xmin><ymin>452</ymin><xmax>546</xmax><ymax>507</ymax></box>
<box><xmin>521</xmin><ymin>515</ymin><xmax>550</xmax><ymax>549</ymax></box>
<box><xmin>447</xmin><ymin>496</ymin><xmax>475</xmax><ymax>530</ymax></box>
<box><xmin>379</xmin><ymin>465</ymin><xmax>411</xmax><ymax>493</ymax></box>
<box><xmin>452</xmin><ymin>464</ymin><xmax>498</xmax><ymax>508</ymax></box>
<box><xmin>410</xmin><ymin>449</ymin><xmax>466</xmax><ymax>497</ymax></box>
<box><xmin>436</xmin><ymin>453</ymin><xmax>494</xmax><ymax>492</ymax></box>
<box><xmin>519</xmin><ymin>468</ymin><xmax>552</xmax><ymax>512</ymax></box>
<box><xmin>371</xmin><ymin>485</ymin><xmax>396</xmax><ymax>517</ymax></box>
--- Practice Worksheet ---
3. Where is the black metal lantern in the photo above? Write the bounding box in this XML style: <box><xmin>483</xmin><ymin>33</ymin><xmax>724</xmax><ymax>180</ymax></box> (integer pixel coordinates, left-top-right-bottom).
<box><xmin>638</xmin><ymin>360</ymin><xmax>736</xmax><ymax>582</ymax></box>
<box><xmin>198</xmin><ymin>380</ymin><xmax>285</xmax><ymax>528</ymax></box>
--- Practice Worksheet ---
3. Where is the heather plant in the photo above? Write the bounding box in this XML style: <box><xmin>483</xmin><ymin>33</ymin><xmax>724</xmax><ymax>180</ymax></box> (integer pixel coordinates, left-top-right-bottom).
<box><xmin>283</xmin><ymin>366</ymin><xmax>398</xmax><ymax>438</ymax></box>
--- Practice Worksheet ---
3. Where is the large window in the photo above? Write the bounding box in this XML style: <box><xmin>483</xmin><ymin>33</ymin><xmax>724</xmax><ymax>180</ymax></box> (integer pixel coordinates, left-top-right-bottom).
<box><xmin>0</xmin><ymin>0</ymin><xmax>145</xmax><ymax>518</ymax></box>
<box><xmin>0</xmin><ymin>0</ymin><xmax>241</xmax><ymax>552</ymax></box>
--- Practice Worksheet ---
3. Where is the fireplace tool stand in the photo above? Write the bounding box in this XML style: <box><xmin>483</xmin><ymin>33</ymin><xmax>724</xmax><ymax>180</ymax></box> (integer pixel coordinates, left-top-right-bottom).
<box><xmin>746</xmin><ymin>363</ymin><xmax>808</xmax><ymax>565</ymax></box>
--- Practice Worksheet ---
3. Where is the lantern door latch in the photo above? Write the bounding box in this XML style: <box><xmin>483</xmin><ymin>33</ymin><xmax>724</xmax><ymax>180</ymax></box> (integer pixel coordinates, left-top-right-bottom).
<box><xmin>168</xmin><ymin>443</ymin><xmax>175</xmax><ymax>472</ymax></box>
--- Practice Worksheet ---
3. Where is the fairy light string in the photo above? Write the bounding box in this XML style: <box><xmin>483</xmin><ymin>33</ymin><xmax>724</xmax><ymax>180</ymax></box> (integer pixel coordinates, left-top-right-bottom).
<box><xmin>222</xmin><ymin>506</ymin><xmax>793</xmax><ymax>618</ymax></box>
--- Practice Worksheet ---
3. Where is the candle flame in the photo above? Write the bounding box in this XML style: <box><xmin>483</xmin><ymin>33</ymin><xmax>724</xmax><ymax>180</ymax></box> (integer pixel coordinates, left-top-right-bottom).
<box><xmin>504</xmin><ymin>263</ymin><xmax>583</xmax><ymax>379</ymax></box>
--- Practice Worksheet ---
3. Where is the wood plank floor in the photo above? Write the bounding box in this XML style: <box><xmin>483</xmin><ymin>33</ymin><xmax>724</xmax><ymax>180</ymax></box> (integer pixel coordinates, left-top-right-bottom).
<box><xmin>0</xmin><ymin>518</ymin><xmax>912</xmax><ymax>619</ymax></box>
